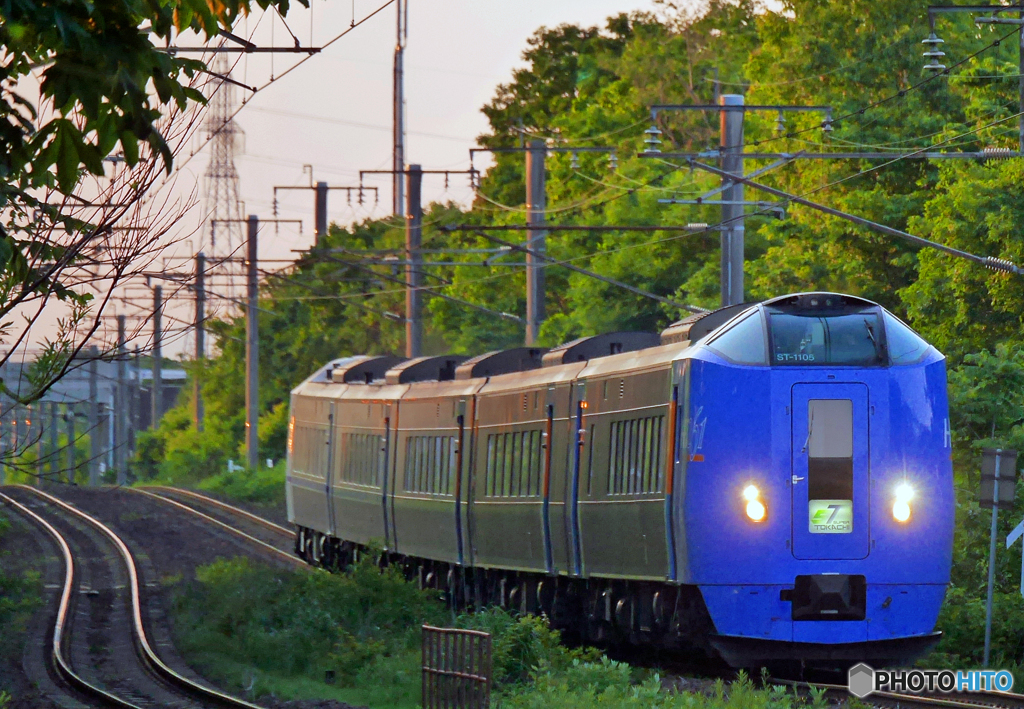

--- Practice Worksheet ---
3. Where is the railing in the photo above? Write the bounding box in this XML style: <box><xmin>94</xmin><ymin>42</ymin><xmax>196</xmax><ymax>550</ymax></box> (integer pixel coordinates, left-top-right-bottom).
<box><xmin>422</xmin><ymin>625</ymin><xmax>492</xmax><ymax>709</ymax></box>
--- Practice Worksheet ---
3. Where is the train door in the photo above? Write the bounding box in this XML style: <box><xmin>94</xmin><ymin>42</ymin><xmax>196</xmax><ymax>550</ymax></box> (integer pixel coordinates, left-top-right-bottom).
<box><xmin>541</xmin><ymin>390</ymin><xmax>555</xmax><ymax>574</ymax></box>
<box><xmin>381</xmin><ymin>404</ymin><xmax>395</xmax><ymax>550</ymax></box>
<box><xmin>791</xmin><ymin>383</ymin><xmax>870</xmax><ymax>560</ymax></box>
<box><xmin>454</xmin><ymin>398</ymin><xmax>468</xmax><ymax>566</ymax></box>
<box><xmin>326</xmin><ymin>402</ymin><xmax>337</xmax><ymax>537</ymax></box>
<box><xmin>567</xmin><ymin>380</ymin><xmax>587</xmax><ymax>576</ymax></box>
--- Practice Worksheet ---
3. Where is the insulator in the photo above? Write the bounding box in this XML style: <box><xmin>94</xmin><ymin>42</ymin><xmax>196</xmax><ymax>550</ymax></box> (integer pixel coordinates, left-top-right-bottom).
<box><xmin>775</xmin><ymin>111</ymin><xmax>786</xmax><ymax>133</ymax></box>
<box><xmin>608</xmin><ymin>152</ymin><xmax>618</xmax><ymax>170</ymax></box>
<box><xmin>644</xmin><ymin>125</ymin><xmax>663</xmax><ymax>153</ymax></box>
<box><xmin>685</xmin><ymin>222</ymin><xmax>710</xmax><ymax>231</ymax></box>
<box><xmin>922</xmin><ymin>50</ymin><xmax>946</xmax><ymax>59</ymax></box>
<box><xmin>570</xmin><ymin>152</ymin><xmax>580</xmax><ymax>170</ymax></box>
<box><xmin>982</xmin><ymin>146</ymin><xmax>1015</xmax><ymax>160</ymax></box>
<box><xmin>983</xmin><ymin>256</ymin><xmax>1020</xmax><ymax>273</ymax></box>
<box><xmin>922</xmin><ymin>32</ymin><xmax>945</xmax><ymax>46</ymax></box>
<box><xmin>822</xmin><ymin>118</ymin><xmax>834</xmax><ymax>134</ymax></box>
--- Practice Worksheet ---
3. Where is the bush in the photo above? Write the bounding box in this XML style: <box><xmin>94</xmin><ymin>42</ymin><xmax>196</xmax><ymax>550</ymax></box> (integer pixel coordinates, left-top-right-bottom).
<box><xmin>172</xmin><ymin>555</ymin><xmax>446</xmax><ymax>692</ymax></box>
<box><xmin>197</xmin><ymin>461</ymin><xmax>286</xmax><ymax>505</ymax></box>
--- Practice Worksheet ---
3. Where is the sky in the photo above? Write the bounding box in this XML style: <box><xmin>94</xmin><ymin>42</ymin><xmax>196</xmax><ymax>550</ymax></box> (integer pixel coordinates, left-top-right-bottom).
<box><xmin>141</xmin><ymin>0</ymin><xmax>674</xmax><ymax>356</ymax></box>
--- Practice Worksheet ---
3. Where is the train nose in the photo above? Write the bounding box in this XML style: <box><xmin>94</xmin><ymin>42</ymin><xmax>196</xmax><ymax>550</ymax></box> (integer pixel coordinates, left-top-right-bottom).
<box><xmin>790</xmin><ymin>574</ymin><xmax>866</xmax><ymax>621</ymax></box>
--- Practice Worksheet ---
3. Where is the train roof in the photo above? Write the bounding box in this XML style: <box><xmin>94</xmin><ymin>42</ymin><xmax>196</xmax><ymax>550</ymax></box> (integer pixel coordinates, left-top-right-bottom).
<box><xmin>291</xmin><ymin>291</ymin><xmax>902</xmax><ymax>402</ymax></box>
<box><xmin>455</xmin><ymin>348</ymin><xmax>546</xmax><ymax>380</ymax></box>
<box><xmin>541</xmin><ymin>331</ymin><xmax>661</xmax><ymax>366</ymax></box>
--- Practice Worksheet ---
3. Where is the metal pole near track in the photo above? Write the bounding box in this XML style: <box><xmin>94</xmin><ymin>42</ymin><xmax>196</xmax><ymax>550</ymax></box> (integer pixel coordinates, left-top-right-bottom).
<box><xmin>405</xmin><ymin>165</ymin><xmax>423</xmax><ymax>358</ymax></box>
<box><xmin>151</xmin><ymin>286</ymin><xmax>163</xmax><ymax>430</ymax></box>
<box><xmin>116</xmin><ymin>315</ymin><xmax>127</xmax><ymax>483</ymax></box>
<box><xmin>88</xmin><ymin>346</ymin><xmax>100</xmax><ymax>487</ymax></box>
<box><xmin>719</xmin><ymin>94</ymin><xmax>745</xmax><ymax>307</ymax></box>
<box><xmin>194</xmin><ymin>253</ymin><xmax>205</xmax><ymax>434</ymax></box>
<box><xmin>245</xmin><ymin>215</ymin><xmax>259</xmax><ymax>471</ymax></box>
<box><xmin>525</xmin><ymin>139</ymin><xmax>546</xmax><ymax>345</ymax></box>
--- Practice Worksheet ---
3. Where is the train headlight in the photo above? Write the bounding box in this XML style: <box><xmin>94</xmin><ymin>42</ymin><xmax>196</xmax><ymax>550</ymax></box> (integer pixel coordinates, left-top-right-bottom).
<box><xmin>893</xmin><ymin>483</ymin><xmax>914</xmax><ymax>523</ymax></box>
<box><xmin>743</xmin><ymin>485</ymin><xmax>766</xmax><ymax>522</ymax></box>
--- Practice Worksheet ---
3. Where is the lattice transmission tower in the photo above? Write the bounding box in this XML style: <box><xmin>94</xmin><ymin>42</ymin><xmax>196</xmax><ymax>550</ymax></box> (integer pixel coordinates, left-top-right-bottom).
<box><xmin>202</xmin><ymin>54</ymin><xmax>245</xmax><ymax>302</ymax></box>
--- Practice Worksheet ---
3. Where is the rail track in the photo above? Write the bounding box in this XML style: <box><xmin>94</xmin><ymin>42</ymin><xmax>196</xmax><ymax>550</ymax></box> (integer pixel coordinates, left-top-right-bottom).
<box><xmin>131</xmin><ymin>486</ymin><xmax>301</xmax><ymax>567</ymax></box>
<box><xmin>777</xmin><ymin>678</ymin><xmax>1024</xmax><ymax>709</ymax></box>
<box><xmin>0</xmin><ymin>484</ymin><xmax>266</xmax><ymax>708</ymax></box>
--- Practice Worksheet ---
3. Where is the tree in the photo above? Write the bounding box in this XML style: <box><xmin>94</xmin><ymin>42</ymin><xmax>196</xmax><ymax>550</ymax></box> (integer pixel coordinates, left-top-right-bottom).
<box><xmin>0</xmin><ymin>0</ymin><xmax>306</xmax><ymax>416</ymax></box>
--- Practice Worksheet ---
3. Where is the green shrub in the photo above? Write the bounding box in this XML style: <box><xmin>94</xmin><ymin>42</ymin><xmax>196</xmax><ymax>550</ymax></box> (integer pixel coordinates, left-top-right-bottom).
<box><xmin>196</xmin><ymin>461</ymin><xmax>285</xmax><ymax>505</ymax></box>
<box><xmin>172</xmin><ymin>555</ymin><xmax>445</xmax><ymax>692</ymax></box>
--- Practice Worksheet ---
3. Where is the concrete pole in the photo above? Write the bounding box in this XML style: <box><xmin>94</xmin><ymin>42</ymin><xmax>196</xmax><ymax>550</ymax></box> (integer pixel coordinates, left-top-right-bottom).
<box><xmin>65</xmin><ymin>404</ymin><xmax>76</xmax><ymax>484</ymax></box>
<box><xmin>315</xmin><ymin>181</ymin><xmax>328</xmax><ymax>239</ymax></box>
<box><xmin>720</xmin><ymin>94</ymin><xmax>745</xmax><ymax>307</ymax></box>
<box><xmin>392</xmin><ymin>0</ymin><xmax>406</xmax><ymax>215</ymax></box>
<box><xmin>115</xmin><ymin>315</ymin><xmax>127</xmax><ymax>482</ymax></box>
<box><xmin>194</xmin><ymin>253</ymin><xmax>205</xmax><ymax>433</ymax></box>
<box><xmin>49</xmin><ymin>401</ymin><xmax>58</xmax><ymax>481</ymax></box>
<box><xmin>35</xmin><ymin>404</ymin><xmax>43</xmax><ymax>485</ymax></box>
<box><xmin>131</xmin><ymin>346</ymin><xmax>141</xmax><ymax>452</ymax></box>
<box><xmin>88</xmin><ymin>346</ymin><xmax>99</xmax><ymax>486</ymax></box>
<box><xmin>151</xmin><ymin>286</ymin><xmax>162</xmax><ymax>429</ymax></box>
<box><xmin>525</xmin><ymin>139</ymin><xmax>547</xmax><ymax>345</ymax></box>
<box><xmin>405</xmin><ymin>165</ymin><xmax>423</xmax><ymax>358</ymax></box>
<box><xmin>245</xmin><ymin>214</ymin><xmax>259</xmax><ymax>470</ymax></box>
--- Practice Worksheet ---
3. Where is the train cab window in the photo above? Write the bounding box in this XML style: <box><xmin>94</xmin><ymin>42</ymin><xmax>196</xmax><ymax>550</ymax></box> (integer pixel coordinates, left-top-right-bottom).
<box><xmin>770</xmin><ymin>311</ymin><xmax>883</xmax><ymax>366</ymax></box>
<box><xmin>806</xmin><ymin>399</ymin><xmax>854</xmax><ymax>505</ymax></box>
<box><xmin>883</xmin><ymin>311</ymin><xmax>929</xmax><ymax>365</ymax></box>
<box><xmin>705</xmin><ymin>310</ymin><xmax>767</xmax><ymax>365</ymax></box>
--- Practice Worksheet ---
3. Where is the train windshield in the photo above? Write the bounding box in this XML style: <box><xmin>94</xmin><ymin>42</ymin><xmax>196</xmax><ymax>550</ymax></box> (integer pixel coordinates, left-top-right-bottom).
<box><xmin>769</xmin><ymin>310</ymin><xmax>884</xmax><ymax>366</ymax></box>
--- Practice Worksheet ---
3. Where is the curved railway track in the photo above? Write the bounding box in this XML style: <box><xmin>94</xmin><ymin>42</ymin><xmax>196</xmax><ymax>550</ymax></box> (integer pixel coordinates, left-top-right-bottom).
<box><xmin>131</xmin><ymin>486</ymin><xmax>300</xmax><ymax>566</ymax></box>
<box><xmin>0</xmin><ymin>485</ymin><xmax>266</xmax><ymax>709</ymax></box>
<box><xmin>777</xmin><ymin>678</ymin><xmax>1024</xmax><ymax>709</ymax></box>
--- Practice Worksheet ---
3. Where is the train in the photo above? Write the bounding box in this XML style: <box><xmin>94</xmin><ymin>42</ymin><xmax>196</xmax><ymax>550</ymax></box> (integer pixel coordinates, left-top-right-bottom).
<box><xmin>285</xmin><ymin>292</ymin><xmax>954</xmax><ymax>668</ymax></box>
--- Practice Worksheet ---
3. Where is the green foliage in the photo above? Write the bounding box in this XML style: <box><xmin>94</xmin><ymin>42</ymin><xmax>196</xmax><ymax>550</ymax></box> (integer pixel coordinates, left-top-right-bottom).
<box><xmin>172</xmin><ymin>555</ymin><xmax>446</xmax><ymax>697</ymax></box>
<box><xmin>458</xmin><ymin>609</ymin><xmax>601</xmax><ymax>686</ymax></box>
<box><xmin>196</xmin><ymin>461</ymin><xmax>286</xmax><ymax>506</ymax></box>
<box><xmin>0</xmin><ymin>513</ymin><xmax>44</xmax><ymax>672</ymax></box>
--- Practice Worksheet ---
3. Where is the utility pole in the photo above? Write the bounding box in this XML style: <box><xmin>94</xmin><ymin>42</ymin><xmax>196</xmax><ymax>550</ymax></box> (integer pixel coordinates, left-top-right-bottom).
<box><xmin>88</xmin><ymin>346</ymin><xmax>99</xmax><ymax>486</ymax></box>
<box><xmin>393</xmin><ymin>0</ymin><xmax>407</xmax><ymax>215</ymax></box>
<box><xmin>66</xmin><ymin>404</ymin><xmax>76</xmax><ymax>484</ymax></box>
<box><xmin>131</xmin><ymin>346</ymin><xmax>141</xmax><ymax>449</ymax></box>
<box><xmin>405</xmin><ymin>165</ymin><xmax>423</xmax><ymax>357</ymax></box>
<box><xmin>273</xmin><ymin>179</ymin><xmax>376</xmax><ymax>242</ymax></box>
<box><xmin>469</xmin><ymin>145</ymin><xmax>616</xmax><ymax>343</ymax></box>
<box><xmin>525</xmin><ymin>140</ymin><xmax>546</xmax><ymax>344</ymax></box>
<box><xmin>49</xmin><ymin>401</ymin><xmax>58</xmax><ymax>481</ymax></box>
<box><xmin>151</xmin><ymin>285</ymin><xmax>162</xmax><ymax>430</ymax></box>
<box><xmin>316</xmin><ymin>181</ymin><xmax>328</xmax><ymax>238</ymax></box>
<box><xmin>246</xmin><ymin>215</ymin><xmax>259</xmax><ymax>470</ymax></box>
<box><xmin>720</xmin><ymin>94</ymin><xmax>745</xmax><ymax>307</ymax></box>
<box><xmin>116</xmin><ymin>314</ymin><xmax>127</xmax><ymax>482</ymax></box>
<box><xmin>194</xmin><ymin>253</ymin><xmax>205</xmax><ymax>433</ymax></box>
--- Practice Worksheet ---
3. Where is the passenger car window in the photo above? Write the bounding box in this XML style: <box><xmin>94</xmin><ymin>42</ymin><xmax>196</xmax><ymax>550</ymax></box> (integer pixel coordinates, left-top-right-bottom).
<box><xmin>884</xmin><ymin>311</ymin><xmax>929</xmax><ymax>365</ymax></box>
<box><xmin>770</xmin><ymin>312</ymin><xmax>883</xmax><ymax>366</ymax></box>
<box><xmin>706</xmin><ymin>310</ymin><xmax>766</xmax><ymax>365</ymax></box>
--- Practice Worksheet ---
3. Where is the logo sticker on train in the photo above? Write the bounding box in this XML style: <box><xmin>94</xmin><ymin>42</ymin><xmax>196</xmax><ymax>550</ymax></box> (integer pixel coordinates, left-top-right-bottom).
<box><xmin>809</xmin><ymin>499</ymin><xmax>852</xmax><ymax>533</ymax></box>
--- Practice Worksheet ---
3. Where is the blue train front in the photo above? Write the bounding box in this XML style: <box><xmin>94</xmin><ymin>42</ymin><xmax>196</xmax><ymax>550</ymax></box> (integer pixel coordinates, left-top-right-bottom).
<box><xmin>680</xmin><ymin>292</ymin><xmax>954</xmax><ymax>665</ymax></box>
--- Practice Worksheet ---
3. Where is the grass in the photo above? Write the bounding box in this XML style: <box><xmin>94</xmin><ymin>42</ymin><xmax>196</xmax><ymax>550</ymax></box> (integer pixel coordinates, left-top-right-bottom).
<box><xmin>0</xmin><ymin>513</ymin><xmax>44</xmax><ymax>701</ymax></box>
<box><xmin>169</xmin><ymin>554</ymin><xmax>859</xmax><ymax>708</ymax></box>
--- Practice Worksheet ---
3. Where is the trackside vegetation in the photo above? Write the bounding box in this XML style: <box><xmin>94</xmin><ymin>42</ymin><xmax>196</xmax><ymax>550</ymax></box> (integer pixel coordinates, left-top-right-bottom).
<box><xmin>171</xmin><ymin>555</ymin><xmax>857</xmax><ymax>707</ymax></box>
